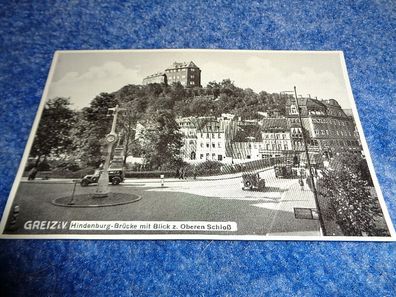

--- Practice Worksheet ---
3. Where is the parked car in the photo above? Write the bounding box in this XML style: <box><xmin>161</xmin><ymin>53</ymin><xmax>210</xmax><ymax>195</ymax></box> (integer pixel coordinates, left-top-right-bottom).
<box><xmin>80</xmin><ymin>168</ymin><xmax>124</xmax><ymax>187</ymax></box>
<box><xmin>241</xmin><ymin>173</ymin><xmax>266</xmax><ymax>191</ymax></box>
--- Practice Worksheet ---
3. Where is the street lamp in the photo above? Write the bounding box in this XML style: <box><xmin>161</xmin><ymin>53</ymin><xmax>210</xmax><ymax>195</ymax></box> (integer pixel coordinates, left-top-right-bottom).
<box><xmin>281</xmin><ymin>87</ymin><xmax>327</xmax><ymax>236</ymax></box>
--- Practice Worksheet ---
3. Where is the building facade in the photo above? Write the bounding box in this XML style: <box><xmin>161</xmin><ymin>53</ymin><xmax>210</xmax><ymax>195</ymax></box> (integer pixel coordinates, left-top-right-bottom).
<box><xmin>142</xmin><ymin>72</ymin><xmax>167</xmax><ymax>85</ymax></box>
<box><xmin>131</xmin><ymin>96</ymin><xmax>362</xmax><ymax>166</ymax></box>
<box><xmin>286</xmin><ymin>97</ymin><xmax>361</xmax><ymax>156</ymax></box>
<box><xmin>259</xmin><ymin>118</ymin><xmax>292</xmax><ymax>158</ymax></box>
<box><xmin>177</xmin><ymin>114</ymin><xmax>237</xmax><ymax>163</ymax></box>
<box><xmin>142</xmin><ymin>61</ymin><xmax>201</xmax><ymax>87</ymax></box>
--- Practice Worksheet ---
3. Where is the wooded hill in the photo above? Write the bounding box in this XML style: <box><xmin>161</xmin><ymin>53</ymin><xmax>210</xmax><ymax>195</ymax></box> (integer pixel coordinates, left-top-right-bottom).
<box><xmin>29</xmin><ymin>79</ymin><xmax>290</xmax><ymax>169</ymax></box>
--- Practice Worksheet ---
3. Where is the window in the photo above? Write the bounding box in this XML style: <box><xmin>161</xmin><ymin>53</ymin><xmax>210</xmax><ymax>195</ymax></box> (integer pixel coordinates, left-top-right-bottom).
<box><xmin>218</xmin><ymin>134</ymin><xmax>221</xmax><ymax>138</ymax></box>
<box><xmin>218</xmin><ymin>143</ymin><xmax>221</xmax><ymax>148</ymax></box>
<box><xmin>206</xmin><ymin>143</ymin><xmax>209</xmax><ymax>148</ymax></box>
<box><xmin>212</xmin><ymin>133</ymin><xmax>215</xmax><ymax>138</ymax></box>
<box><xmin>218</xmin><ymin>155</ymin><xmax>223</xmax><ymax>161</ymax></box>
<box><xmin>278</xmin><ymin>144</ymin><xmax>282</xmax><ymax>150</ymax></box>
<box><xmin>212</xmin><ymin>143</ymin><xmax>215</xmax><ymax>148</ymax></box>
<box><xmin>190</xmin><ymin>81</ymin><xmax>195</xmax><ymax>85</ymax></box>
<box><xmin>200</xmin><ymin>154</ymin><xmax>204</xmax><ymax>159</ymax></box>
<box><xmin>284</xmin><ymin>144</ymin><xmax>288</xmax><ymax>150</ymax></box>
<box><xmin>290</xmin><ymin>105</ymin><xmax>298</xmax><ymax>115</ymax></box>
<box><xmin>212</xmin><ymin>153</ymin><xmax>216</xmax><ymax>159</ymax></box>
<box><xmin>206</xmin><ymin>153</ymin><xmax>209</xmax><ymax>160</ymax></box>
<box><xmin>200</xmin><ymin>143</ymin><xmax>204</xmax><ymax>148</ymax></box>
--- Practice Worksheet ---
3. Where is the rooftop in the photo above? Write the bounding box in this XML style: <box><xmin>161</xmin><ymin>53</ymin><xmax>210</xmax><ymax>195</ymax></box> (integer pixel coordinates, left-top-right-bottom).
<box><xmin>166</xmin><ymin>61</ymin><xmax>199</xmax><ymax>70</ymax></box>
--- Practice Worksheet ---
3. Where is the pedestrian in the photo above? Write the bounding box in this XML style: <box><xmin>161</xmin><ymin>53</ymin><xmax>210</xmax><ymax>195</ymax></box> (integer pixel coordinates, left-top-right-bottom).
<box><xmin>299</xmin><ymin>178</ymin><xmax>304</xmax><ymax>191</ymax></box>
<box><xmin>28</xmin><ymin>167</ymin><xmax>38</xmax><ymax>180</ymax></box>
<box><xmin>175</xmin><ymin>167</ymin><xmax>180</xmax><ymax>179</ymax></box>
<box><xmin>182</xmin><ymin>166</ymin><xmax>187</xmax><ymax>180</ymax></box>
<box><xmin>306</xmin><ymin>176</ymin><xmax>313</xmax><ymax>192</ymax></box>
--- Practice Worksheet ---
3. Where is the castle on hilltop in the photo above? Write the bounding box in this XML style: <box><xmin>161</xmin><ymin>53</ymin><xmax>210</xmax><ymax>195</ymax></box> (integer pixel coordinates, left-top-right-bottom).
<box><xmin>143</xmin><ymin>61</ymin><xmax>201</xmax><ymax>87</ymax></box>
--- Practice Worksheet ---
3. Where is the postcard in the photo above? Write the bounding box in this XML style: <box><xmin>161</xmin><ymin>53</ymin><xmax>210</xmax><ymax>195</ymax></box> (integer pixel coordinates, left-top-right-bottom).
<box><xmin>0</xmin><ymin>49</ymin><xmax>394</xmax><ymax>240</ymax></box>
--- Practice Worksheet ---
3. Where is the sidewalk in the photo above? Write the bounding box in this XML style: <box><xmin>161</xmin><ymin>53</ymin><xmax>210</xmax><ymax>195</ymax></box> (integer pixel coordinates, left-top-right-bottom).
<box><xmin>198</xmin><ymin>166</ymin><xmax>273</xmax><ymax>181</ymax></box>
<box><xmin>20</xmin><ymin>166</ymin><xmax>274</xmax><ymax>185</ymax></box>
<box><xmin>266</xmin><ymin>182</ymin><xmax>321</xmax><ymax>236</ymax></box>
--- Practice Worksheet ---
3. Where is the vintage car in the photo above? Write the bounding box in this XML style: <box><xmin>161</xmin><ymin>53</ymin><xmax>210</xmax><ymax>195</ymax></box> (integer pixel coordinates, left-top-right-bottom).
<box><xmin>80</xmin><ymin>168</ymin><xmax>124</xmax><ymax>187</ymax></box>
<box><xmin>241</xmin><ymin>173</ymin><xmax>266</xmax><ymax>191</ymax></box>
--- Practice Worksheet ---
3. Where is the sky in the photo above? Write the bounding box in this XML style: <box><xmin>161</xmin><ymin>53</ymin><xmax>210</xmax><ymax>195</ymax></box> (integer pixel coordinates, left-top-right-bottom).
<box><xmin>46</xmin><ymin>50</ymin><xmax>353</xmax><ymax>110</ymax></box>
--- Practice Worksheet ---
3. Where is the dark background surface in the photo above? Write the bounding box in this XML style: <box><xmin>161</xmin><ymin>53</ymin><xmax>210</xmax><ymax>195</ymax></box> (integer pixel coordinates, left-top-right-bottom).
<box><xmin>0</xmin><ymin>1</ymin><xmax>395</xmax><ymax>296</ymax></box>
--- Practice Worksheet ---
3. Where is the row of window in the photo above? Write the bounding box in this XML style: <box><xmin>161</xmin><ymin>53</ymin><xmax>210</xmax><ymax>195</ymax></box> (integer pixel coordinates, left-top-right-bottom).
<box><xmin>312</xmin><ymin>118</ymin><xmax>349</xmax><ymax>126</ymax></box>
<box><xmin>308</xmin><ymin>110</ymin><xmax>326</xmax><ymax>116</ymax></box>
<box><xmin>320</xmin><ymin>139</ymin><xmax>360</xmax><ymax>147</ymax></box>
<box><xmin>199</xmin><ymin>133</ymin><xmax>222</xmax><ymax>138</ymax></box>
<box><xmin>168</xmin><ymin>68</ymin><xmax>187</xmax><ymax>73</ymax></box>
<box><xmin>260</xmin><ymin>144</ymin><xmax>288</xmax><ymax>151</ymax></box>
<box><xmin>314</xmin><ymin>129</ymin><xmax>353</xmax><ymax>137</ymax></box>
<box><xmin>234</xmin><ymin>143</ymin><xmax>290</xmax><ymax>150</ymax></box>
<box><xmin>263</xmin><ymin>133</ymin><xmax>288</xmax><ymax>139</ymax></box>
<box><xmin>198</xmin><ymin>153</ymin><xmax>223</xmax><ymax>161</ymax></box>
<box><xmin>170</xmin><ymin>68</ymin><xmax>197</xmax><ymax>73</ymax></box>
<box><xmin>169</xmin><ymin>75</ymin><xmax>186</xmax><ymax>80</ymax></box>
<box><xmin>327</xmin><ymin>110</ymin><xmax>344</xmax><ymax>117</ymax></box>
<box><xmin>292</xmin><ymin>139</ymin><xmax>359</xmax><ymax>148</ymax></box>
<box><xmin>199</xmin><ymin>142</ymin><xmax>222</xmax><ymax>148</ymax></box>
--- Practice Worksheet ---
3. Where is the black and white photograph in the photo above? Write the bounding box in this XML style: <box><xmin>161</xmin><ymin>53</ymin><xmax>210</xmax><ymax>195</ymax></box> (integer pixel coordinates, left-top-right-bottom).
<box><xmin>0</xmin><ymin>49</ymin><xmax>394</xmax><ymax>240</ymax></box>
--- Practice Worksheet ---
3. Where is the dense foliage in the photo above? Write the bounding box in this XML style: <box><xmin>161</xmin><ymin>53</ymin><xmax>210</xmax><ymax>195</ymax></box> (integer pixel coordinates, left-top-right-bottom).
<box><xmin>32</xmin><ymin>80</ymin><xmax>288</xmax><ymax>169</ymax></box>
<box><xmin>114</xmin><ymin>80</ymin><xmax>287</xmax><ymax>119</ymax></box>
<box><xmin>318</xmin><ymin>153</ymin><xmax>387</xmax><ymax>236</ymax></box>
<box><xmin>30</xmin><ymin>97</ymin><xmax>76</xmax><ymax>166</ymax></box>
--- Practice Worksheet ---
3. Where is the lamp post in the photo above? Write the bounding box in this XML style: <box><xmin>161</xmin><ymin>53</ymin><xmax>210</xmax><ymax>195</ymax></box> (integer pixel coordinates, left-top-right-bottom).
<box><xmin>281</xmin><ymin>88</ymin><xmax>327</xmax><ymax>236</ymax></box>
<box><xmin>94</xmin><ymin>105</ymin><xmax>126</xmax><ymax>198</ymax></box>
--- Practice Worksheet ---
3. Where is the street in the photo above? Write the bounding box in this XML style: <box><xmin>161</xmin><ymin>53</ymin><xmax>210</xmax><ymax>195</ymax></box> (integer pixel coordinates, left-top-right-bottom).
<box><xmin>4</xmin><ymin>169</ymin><xmax>320</xmax><ymax>236</ymax></box>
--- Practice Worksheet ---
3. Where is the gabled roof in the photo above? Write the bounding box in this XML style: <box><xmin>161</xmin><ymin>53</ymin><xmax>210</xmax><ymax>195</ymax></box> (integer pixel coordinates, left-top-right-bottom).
<box><xmin>188</xmin><ymin>61</ymin><xmax>199</xmax><ymax>68</ymax></box>
<box><xmin>166</xmin><ymin>61</ymin><xmax>199</xmax><ymax>70</ymax></box>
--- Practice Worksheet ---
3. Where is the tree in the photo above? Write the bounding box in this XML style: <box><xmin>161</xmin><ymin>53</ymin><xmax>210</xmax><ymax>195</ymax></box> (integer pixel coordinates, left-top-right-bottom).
<box><xmin>30</xmin><ymin>97</ymin><xmax>76</xmax><ymax>167</ymax></box>
<box><xmin>73</xmin><ymin>93</ymin><xmax>118</xmax><ymax>167</ymax></box>
<box><xmin>117</xmin><ymin>99</ymin><xmax>146</xmax><ymax>165</ymax></box>
<box><xmin>139</xmin><ymin>110</ymin><xmax>183</xmax><ymax>170</ymax></box>
<box><xmin>318</xmin><ymin>153</ymin><xmax>385</xmax><ymax>236</ymax></box>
